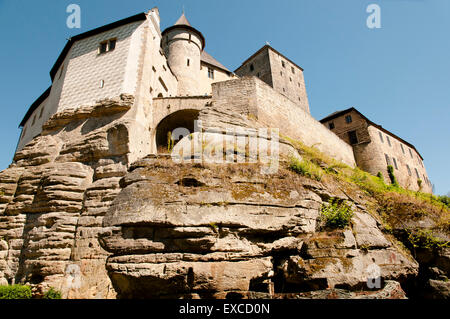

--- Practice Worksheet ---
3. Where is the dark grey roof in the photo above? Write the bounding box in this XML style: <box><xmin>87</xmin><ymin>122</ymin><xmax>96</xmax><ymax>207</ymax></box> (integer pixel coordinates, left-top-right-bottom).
<box><xmin>201</xmin><ymin>51</ymin><xmax>230</xmax><ymax>73</ymax></box>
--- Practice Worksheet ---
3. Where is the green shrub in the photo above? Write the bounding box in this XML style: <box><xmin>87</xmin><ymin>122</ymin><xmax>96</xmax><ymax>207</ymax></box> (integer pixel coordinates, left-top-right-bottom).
<box><xmin>437</xmin><ymin>195</ymin><xmax>450</xmax><ymax>208</ymax></box>
<box><xmin>417</xmin><ymin>179</ymin><xmax>423</xmax><ymax>190</ymax></box>
<box><xmin>0</xmin><ymin>285</ymin><xmax>32</xmax><ymax>299</ymax></box>
<box><xmin>387</xmin><ymin>165</ymin><xmax>399</xmax><ymax>187</ymax></box>
<box><xmin>376</xmin><ymin>172</ymin><xmax>384</xmax><ymax>182</ymax></box>
<box><xmin>43</xmin><ymin>287</ymin><xmax>62</xmax><ymax>299</ymax></box>
<box><xmin>408</xmin><ymin>229</ymin><xmax>449</xmax><ymax>250</ymax></box>
<box><xmin>289</xmin><ymin>156</ymin><xmax>323</xmax><ymax>181</ymax></box>
<box><xmin>320</xmin><ymin>198</ymin><xmax>354</xmax><ymax>229</ymax></box>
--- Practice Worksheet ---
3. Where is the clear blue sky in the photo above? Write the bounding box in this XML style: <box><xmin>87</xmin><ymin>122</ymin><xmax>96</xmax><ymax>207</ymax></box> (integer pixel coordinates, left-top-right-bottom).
<box><xmin>0</xmin><ymin>0</ymin><xmax>448</xmax><ymax>195</ymax></box>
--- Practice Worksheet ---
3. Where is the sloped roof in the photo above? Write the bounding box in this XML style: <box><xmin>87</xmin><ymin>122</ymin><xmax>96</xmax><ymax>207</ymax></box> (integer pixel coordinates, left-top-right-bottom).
<box><xmin>174</xmin><ymin>13</ymin><xmax>191</xmax><ymax>26</ymax></box>
<box><xmin>162</xmin><ymin>13</ymin><xmax>205</xmax><ymax>50</ymax></box>
<box><xmin>201</xmin><ymin>51</ymin><xmax>230</xmax><ymax>73</ymax></box>
<box><xmin>320</xmin><ymin>107</ymin><xmax>424</xmax><ymax>160</ymax></box>
<box><xmin>50</xmin><ymin>12</ymin><xmax>147</xmax><ymax>81</ymax></box>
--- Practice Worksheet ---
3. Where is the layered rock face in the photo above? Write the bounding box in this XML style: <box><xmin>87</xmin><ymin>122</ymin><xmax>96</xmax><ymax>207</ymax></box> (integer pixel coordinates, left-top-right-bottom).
<box><xmin>0</xmin><ymin>95</ymin><xmax>134</xmax><ymax>298</ymax></box>
<box><xmin>99</xmin><ymin>155</ymin><xmax>418</xmax><ymax>299</ymax></box>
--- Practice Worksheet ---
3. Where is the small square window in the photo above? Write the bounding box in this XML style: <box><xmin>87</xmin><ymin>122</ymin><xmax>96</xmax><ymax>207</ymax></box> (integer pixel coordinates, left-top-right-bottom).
<box><xmin>345</xmin><ymin>115</ymin><xmax>352</xmax><ymax>124</ymax></box>
<box><xmin>329</xmin><ymin>122</ymin><xmax>335</xmax><ymax>130</ymax></box>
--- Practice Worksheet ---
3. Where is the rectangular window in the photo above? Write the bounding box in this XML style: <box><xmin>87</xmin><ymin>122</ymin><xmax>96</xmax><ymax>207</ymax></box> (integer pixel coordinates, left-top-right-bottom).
<box><xmin>109</xmin><ymin>39</ymin><xmax>116</xmax><ymax>51</ymax></box>
<box><xmin>32</xmin><ymin>114</ymin><xmax>36</xmax><ymax>126</ymax></box>
<box><xmin>329</xmin><ymin>122</ymin><xmax>335</xmax><ymax>130</ymax></box>
<box><xmin>409</xmin><ymin>149</ymin><xmax>413</xmax><ymax>158</ymax></box>
<box><xmin>152</xmin><ymin>66</ymin><xmax>156</xmax><ymax>72</ymax></box>
<box><xmin>250</xmin><ymin>64</ymin><xmax>254</xmax><ymax>72</ymax></box>
<box><xmin>385</xmin><ymin>154</ymin><xmax>391</xmax><ymax>166</ymax></box>
<box><xmin>291</xmin><ymin>66</ymin><xmax>295</xmax><ymax>74</ymax></box>
<box><xmin>22</xmin><ymin>126</ymin><xmax>26</xmax><ymax>138</ymax></box>
<box><xmin>400</xmin><ymin>143</ymin><xmax>405</xmax><ymax>154</ymax></box>
<box><xmin>345</xmin><ymin>115</ymin><xmax>352</xmax><ymax>123</ymax></box>
<box><xmin>386</xmin><ymin>135</ymin><xmax>391</xmax><ymax>146</ymax></box>
<box><xmin>415</xmin><ymin>168</ymin><xmax>420</xmax><ymax>179</ymax></box>
<box><xmin>393</xmin><ymin>157</ymin><xmax>398</xmax><ymax>170</ymax></box>
<box><xmin>187</xmin><ymin>59</ymin><xmax>190</xmax><ymax>67</ymax></box>
<box><xmin>406</xmin><ymin>164</ymin><xmax>412</xmax><ymax>176</ymax></box>
<box><xmin>282</xmin><ymin>61</ymin><xmax>286</xmax><ymax>68</ymax></box>
<box><xmin>208</xmin><ymin>68</ymin><xmax>214</xmax><ymax>79</ymax></box>
<box><xmin>99</xmin><ymin>39</ymin><xmax>116</xmax><ymax>54</ymax></box>
<box><xmin>159</xmin><ymin>77</ymin><xmax>168</xmax><ymax>92</ymax></box>
<box><xmin>348</xmin><ymin>130</ymin><xmax>358</xmax><ymax>145</ymax></box>
<box><xmin>39</xmin><ymin>107</ymin><xmax>44</xmax><ymax>119</ymax></box>
<box><xmin>379</xmin><ymin>132</ymin><xmax>384</xmax><ymax>143</ymax></box>
<box><xmin>99</xmin><ymin>42</ymin><xmax>108</xmax><ymax>54</ymax></box>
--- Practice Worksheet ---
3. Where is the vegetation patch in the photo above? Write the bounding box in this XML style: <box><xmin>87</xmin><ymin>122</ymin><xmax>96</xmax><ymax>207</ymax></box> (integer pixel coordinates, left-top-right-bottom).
<box><xmin>0</xmin><ymin>285</ymin><xmax>32</xmax><ymax>299</ymax></box>
<box><xmin>407</xmin><ymin>229</ymin><xmax>449</xmax><ymax>250</ymax></box>
<box><xmin>43</xmin><ymin>287</ymin><xmax>62</xmax><ymax>299</ymax></box>
<box><xmin>288</xmin><ymin>156</ymin><xmax>323</xmax><ymax>181</ymax></box>
<box><xmin>320</xmin><ymin>198</ymin><xmax>353</xmax><ymax>229</ymax></box>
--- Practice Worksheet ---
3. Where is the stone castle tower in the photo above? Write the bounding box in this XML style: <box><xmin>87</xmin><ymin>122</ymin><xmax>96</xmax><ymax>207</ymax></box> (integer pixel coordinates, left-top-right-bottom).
<box><xmin>162</xmin><ymin>13</ymin><xmax>205</xmax><ymax>96</ymax></box>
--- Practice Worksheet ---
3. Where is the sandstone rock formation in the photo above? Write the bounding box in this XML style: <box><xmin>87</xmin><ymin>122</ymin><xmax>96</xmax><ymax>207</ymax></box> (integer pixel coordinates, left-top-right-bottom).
<box><xmin>0</xmin><ymin>95</ymin><xmax>134</xmax><ymax>298</ymax></box>
<box><xmin>99</xmin><ymin>155</ymin><xmax>419</xmax><ymax>299</ymax></box>
<box><xmin>0</xmin><ymin>92</ymin><xmax>447</xmax><ymax>299</ymax></box>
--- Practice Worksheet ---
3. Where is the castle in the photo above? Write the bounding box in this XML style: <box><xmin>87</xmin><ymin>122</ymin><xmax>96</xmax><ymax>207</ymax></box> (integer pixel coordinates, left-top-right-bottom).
<box><xmin>0</xmin><ymin>8</ymin><xmax>438</xmax><ymax>299</ymax></box>
<box><xmin>16</xmin><ymin>8</ymin><xmax>431</xmax><ymax>191</ymax></box>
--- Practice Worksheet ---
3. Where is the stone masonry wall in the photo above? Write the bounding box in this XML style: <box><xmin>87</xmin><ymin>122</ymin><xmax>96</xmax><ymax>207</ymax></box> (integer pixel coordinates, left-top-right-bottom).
<box><xmin>322</xmin><ymin>110</ymin><xmax>432</xmax><ymax>193</ymax></box>
<box><xmin>202</xmin><ymin>77</ymin><xmax>356</xmax><ymax>167</ymax></box>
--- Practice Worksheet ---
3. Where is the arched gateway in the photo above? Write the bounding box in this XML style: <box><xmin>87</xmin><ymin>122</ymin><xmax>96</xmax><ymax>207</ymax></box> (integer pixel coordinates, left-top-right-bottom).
<box><xmin>155</xmin><ymin>109</ymin><xmax>200</xmax><ymax>153</ymax></box>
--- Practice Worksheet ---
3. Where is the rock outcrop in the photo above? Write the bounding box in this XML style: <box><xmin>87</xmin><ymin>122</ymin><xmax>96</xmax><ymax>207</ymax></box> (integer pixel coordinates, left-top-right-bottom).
<box><xmin>0</xmin><ymin>92</ymin><xmax>447</xmax><ymax>299</ymax></box>
<box><xmin>99</xmin><ymin>156</ymin><xmax>419</xmax><ymax>299</ymax></box>
<box><xmin>0</xmin><ymin>95</ymin><xmax>134</xmax><ymax>298</ymax></box>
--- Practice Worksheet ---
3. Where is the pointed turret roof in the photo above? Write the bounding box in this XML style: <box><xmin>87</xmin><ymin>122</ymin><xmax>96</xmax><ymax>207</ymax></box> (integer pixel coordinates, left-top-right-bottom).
<box><xmin>174</xmin><ymin>13</ymin><xmax>191</xmax><ymax>26</ymax></box>
<box><xmin>161</xmin><ymin>12</ymin><xmax>205</xmax><ymax>50</ymax></box>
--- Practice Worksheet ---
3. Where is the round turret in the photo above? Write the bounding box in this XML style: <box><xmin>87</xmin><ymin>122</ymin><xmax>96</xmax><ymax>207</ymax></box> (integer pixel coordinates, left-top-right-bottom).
<box><xmin>162</xmin><ymin>14</ymin><xmax>205</xmax><ymax>96</ymax></box>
